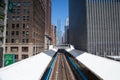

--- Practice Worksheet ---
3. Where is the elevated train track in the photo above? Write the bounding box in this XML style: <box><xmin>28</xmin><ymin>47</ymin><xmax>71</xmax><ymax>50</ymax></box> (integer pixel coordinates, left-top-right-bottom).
<box><xmin>49</xmin><ymin>52</ymin><xmax>76</xmax><ymax>80</ymax></box>
<box><xmin>0</xmin><ymin>45</ymin><xmax>101</xmax><ymax>80</ymax></box>
<box><xmin>42</xmin><ymin>49</ymin><xmax>101</xmax><ymax>80</ymax></box>
<box><xmin>0</xmin><ymin>45</ymin><xmax>119</xmax><ymax>80</ymax></box>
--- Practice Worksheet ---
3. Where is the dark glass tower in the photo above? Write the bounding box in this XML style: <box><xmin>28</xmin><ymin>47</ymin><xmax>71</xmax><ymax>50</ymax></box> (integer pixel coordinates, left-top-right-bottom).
<box><xmin>69</xmin><ymin>0</ymin><xmax>120</xmax><ymax>56</ymax></box>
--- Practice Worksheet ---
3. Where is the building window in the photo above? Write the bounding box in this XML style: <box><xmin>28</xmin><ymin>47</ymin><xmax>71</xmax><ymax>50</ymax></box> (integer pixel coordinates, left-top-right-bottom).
<box><xmin>23</xmin><ymin>24</ymin><xmax>29</xmax><ymax>29</ymax></box>
<box><xmin>22</xmin><ymin>39</ymin><xmax>25</xmax><ymax>43</ymax></box>
<box><xmin>15</xmin><ymin>54</ymin><xmax>18</xmax><ymax>62</ymax></box>
<box><xmin>7</xmin><ymin>24</ymin><xmax>8</xmax><ymax>28</ymax></box>
<box><xmin>27</xmin><ymin>9</ymin><xmax>30</xmax><ymax>14</ymax></box>
<box><xmin>0</xmin><ymin>38</ymin><xmax>3</xmax><ymax>44</ymax></box>
<box><xmin>22</xmin><ymin>39</ymin><xmax>29</xmax><ymax>43</ymax></box>
<box><xmin>12</xmin><ymin>24</ymin><xmax>15</xmax><ymax>29</ymax></box>
<box><xmin>6</xmin><ymin>31</ymin><xmax>8</xmax><ymax>35</ymax></box>
<box><xmin>16</xmin><ymin>25</ymin><xmax>19</xmax><ymax>29</ymax></box>
<box><xmin>17</xmin><ymin>2</ymin><xmax>21</xmax><ymax>6</ymax></box>
<box><xmin>26</xmin><ymin>39</ymin><xmax>29</xmax><ymax>43</ymax></box>
<box><xmin>16</xmin><ymin>16</ymin><xmax>20</xmax><ymax>20</ymax></box>
<box><xmin>23</xmin><ymin>31</ymin><xmax>25</xmax><ymax>35</ymax></box>
<box><xmin>6</xmin><ymin>39</ymin><xmax>8</xmax><ymax>43</ymax></box>
<box><xmin>26</xmin><ymin>31</ymin><xmax>29</xmax><ymax>35</ymax></box>
<box><xmin>17</xmin><ymin>9</ymin><xmax>20</xmax><ymax>14</ymax></box>
<box><xmin>23</xmin><ymin>2</ymin><xmax>31</xmax><ymax>6</ymax></box>
<box><xmin>22</xmin><ymin>47</ymin><xmax>28</xmax><ymax>52</ymax></box>
<box><xmin>13</xmin><ymin>2</ymin><xmax>17</xmax><ymax>6</ymax></box>
<box><xmin>22</xmin><ymin>54</ymin><xmax>28</xmax><ymax>59</ymax></box>
<box><xmin>23</xmin><ymin>16</ymin><xmax>30</xmax><ymax>21</ymax></box>
<box><xmin>23</xmin><ymin>24</ymin><xmax>25</xmax><ymax>28</ymax></box>
<box><xmin>16</xmin><ymin>24</ymin><xmax>19</xmax><ymax>28</ymax></box>
<box><xmin>23</xmin><ymin>16</ymin><xmax>25</xmax><ymax>21</ymax></box>
<box><xmin>11</xmin><ymin>31</ymin><xmax>14</xmax><ymax>36</ymax></box>
<box><xmin>16</xmin><ymin>31</ymin><xmax>19</xmax><ymax>35</ymax></box>
<box><xmin>12</xmin><ymin>16</ymin><xmax>15</xmax><ymax>21</ymax></box>
<box><xmin>11</xmin><ymin>39</ymin><xmax>15</xmax><ymax>43</ymax></box>
<box><xmin>27</xmin><ymin>16</ymin><xmax>29</xmax><ymax>21</ymax></box>
<box><xmin>26</xmin><ymin>23</ymin><xmax>29</xmax><ymax>28</ymax></box>
<box><xmin>32</xmin><ymin>32</ymin><xmax>35</xmax><ymax>38</ymax></box>
<box><xmin>11</xmin><ymin>47</ymin><xmax>18</xmax><ymax>52</ymax></box>
<box><xmin>5</xmin><ymin>47</ymin><xmax>7</xmax><ymax>52</ymax></box>
<box><xmin>13</xmin><ymin>2</ymin><xmax>21</xmax><ymax>6</ymax></box>
<box><xmin>15</xmin><ymin>54</ymin><xmax>18</xmax><ymax>59</ymax></box>
<box><xmin>24</xmin><ymin>9</ymin><xmax>30</xmax><ymax>14</ymax></box>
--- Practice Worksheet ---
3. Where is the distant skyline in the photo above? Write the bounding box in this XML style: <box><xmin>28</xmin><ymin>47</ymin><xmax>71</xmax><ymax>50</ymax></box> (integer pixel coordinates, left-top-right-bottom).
<box><xmin>52</xmin><ymin>0</ymin><xmax>68</xmax><ymax>33</ymax></box>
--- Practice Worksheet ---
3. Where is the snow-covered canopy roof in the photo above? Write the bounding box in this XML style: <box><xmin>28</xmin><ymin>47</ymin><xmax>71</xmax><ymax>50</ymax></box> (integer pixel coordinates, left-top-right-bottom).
<box><xmin>68</xmin><ymin>49</ymin><xmax>120</xmax><ymax>80</ymax></box>
<box><xmin>0</xmin><ymin>49</ymin><xmax>56</xmax><ymax>80</ymax></box>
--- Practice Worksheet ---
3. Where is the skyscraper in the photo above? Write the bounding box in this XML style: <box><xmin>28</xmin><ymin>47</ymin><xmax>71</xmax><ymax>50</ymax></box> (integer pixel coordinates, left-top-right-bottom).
<box><xmin>57</xmin><ymin>19</ymin><xmax>62</xmax><ymax>44</ymax></box>
<box><xmin>69</xmin><ymin>0</ymin><xmax>120</xmax><ymax>56</ymax></box>
<box><xmin>6</xmin><ymin>0</ymin><xmax>51</xmax><ymax>61</ymax></box>
<box><xmin>44</xmin><ymin>0</ymin><xmax>52</xmax><ymax>50</ymax></box>
<box><xmin>64</xmin><ymin>18</ymin><xmax>69</xmax><ymax>44</ymax></box>
<box><xmin>51</xmin><ymin>25</ymin><xmax>57</xmax><ymax>45</ymax></box>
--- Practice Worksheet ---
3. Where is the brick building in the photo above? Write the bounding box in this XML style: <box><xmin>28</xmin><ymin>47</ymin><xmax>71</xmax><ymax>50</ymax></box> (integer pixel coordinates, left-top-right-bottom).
<box><xmin>6</xmin><ymin>0</ymin><xmax>51</xmax><ymax>61</ymax></box>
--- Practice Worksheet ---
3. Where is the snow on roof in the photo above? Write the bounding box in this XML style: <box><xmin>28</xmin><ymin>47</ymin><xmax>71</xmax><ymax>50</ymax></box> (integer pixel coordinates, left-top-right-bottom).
<box><xmin>0</xmin><ymin>49</ymin><xmax>56</xmax><ymax>80</ymax></box>
<box><xmin>106</xmin><ymin>56</ymin><xmax>120</xmax><ymax>61</ymax></box>
<box><xmin>68</xmin><ymin>49</ymin><xmax>120</xmax><ymax>80</ymax></box>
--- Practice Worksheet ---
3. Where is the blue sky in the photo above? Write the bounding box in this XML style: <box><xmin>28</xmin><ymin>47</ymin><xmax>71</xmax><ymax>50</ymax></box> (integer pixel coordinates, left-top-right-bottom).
<box><xmin>52</xmin><ymin>0</ymin><xmax>68</xmax><ymax>33</ymax></box>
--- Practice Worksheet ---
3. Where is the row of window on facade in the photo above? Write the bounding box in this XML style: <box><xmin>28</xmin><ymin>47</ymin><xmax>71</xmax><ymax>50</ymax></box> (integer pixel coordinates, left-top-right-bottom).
<box><xmin>12</xmin><ymin>16</ymin><xmax>30</xmax><ymax>21</ymax></box>
<box><xmin>6</xmin><ymin>31</ymin><xmax>29</xmax><ymax>36</ymax></box>
<box><xmin>7</xmin><ymin>23</ymin><xmax>29</xmax><ymax>29</ymax></box>
<box><xmin>14</xmin><ymin>54</ymin><xmax>28</xmax><ymax>61</ymax></box>
<box><xmin>5</xmin><ymin>47</ymin><xmax>29</xmax><ymax>60</ymax></box>
<box><xmin>6</xmin><ymin>39</ymin><xmax>29</xmax><ymax>43</ymax></box>
<box><xmin>12</xmin><ymin>9</ymin><xmax>30</xmax><ymax>14</ymax></box>
<box><xmin>13</xmin><ymin>2</ymin><xmax>31</xmax><ymax>7</ymax></box>
<box><xmin>7</xmin><ymin>47</ymin><xmax>29</xmax><ymax>52</ymax></box>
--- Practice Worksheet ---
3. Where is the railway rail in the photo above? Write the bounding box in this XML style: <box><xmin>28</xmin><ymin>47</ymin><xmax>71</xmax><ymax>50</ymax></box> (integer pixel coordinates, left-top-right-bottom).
<box><xmin>41</xmin><ymin>50</ymin><xmax>101</xmax><ymax>80</ymax></box>
<box><xmin>49</xmin><ymin>53</ymin><xmax>76</xmax><ymax>80</ymax></box>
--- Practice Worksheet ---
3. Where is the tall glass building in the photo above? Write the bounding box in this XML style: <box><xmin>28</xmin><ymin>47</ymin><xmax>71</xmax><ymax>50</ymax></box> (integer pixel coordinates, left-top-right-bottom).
<box><xmin>69</xmin><ymin>0</ymin><xmax>120</xmax><ymax>56</ymax></box>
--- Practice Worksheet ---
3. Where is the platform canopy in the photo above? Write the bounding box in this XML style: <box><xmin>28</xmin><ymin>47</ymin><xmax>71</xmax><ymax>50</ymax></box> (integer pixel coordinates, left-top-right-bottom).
<box><xmin>67</xmin><ymin>49</ymin><xmax>120</xmax><ymax>80</ymax></box>
<box><xmin>0</xmin><ymin>49</ymin><xmax>56</xmax><ymax>80</ymax></box>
